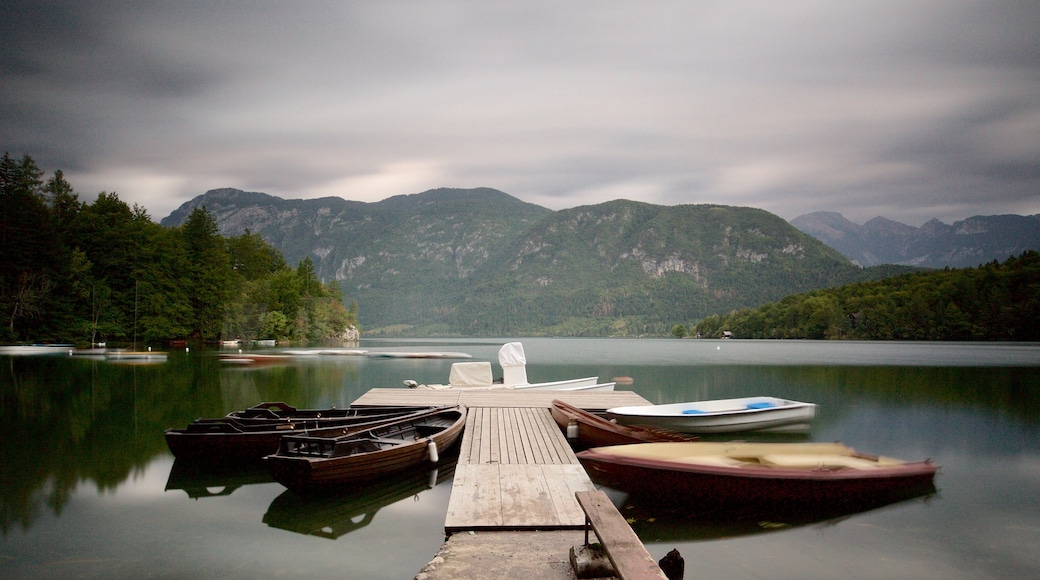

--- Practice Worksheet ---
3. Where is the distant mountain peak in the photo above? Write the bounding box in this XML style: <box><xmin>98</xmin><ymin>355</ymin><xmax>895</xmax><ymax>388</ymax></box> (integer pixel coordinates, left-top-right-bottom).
<box><xmin>791</xmin><ymin>211</ymin><xmax>1040</xmax><ymax>268</ymax></box>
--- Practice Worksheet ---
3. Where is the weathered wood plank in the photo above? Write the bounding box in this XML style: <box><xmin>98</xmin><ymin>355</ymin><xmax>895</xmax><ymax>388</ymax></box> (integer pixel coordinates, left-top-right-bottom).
<box><xmin>459</xmin><ymin>405</ymin><xmax>479</xmax><ymax>465</ymax></box>
<box><xmin>521</xmin><ymin>408</ymin><xmax>548</xmax><ymax>463</ymax></box>
<box><xmin>445</xmin><ymin>465</ymin><xmax>502</xmax><ymax>529</ymax></box>
<box><xmin>503</xmin><ymin>407</ymin><xmax>519</xmax><ymax>464</ymax></box>
<box><xmin>479</xmin><ymin>406</ymin><xmax>492</xmax><ymax>464</ymax></box>
<box><xmin>529</xmin><ymin>408</ymin><xmax>557</xmax><ymax>463</ymax></box>
<box><xmin>498</xmin><ymin>464</ymin><xmax>558</xmax><ymax>526</ymax></box>
<box><xmin>543</xmin><ymin>464</ymin><xmax>596</xmax><ymax>525</ymax></box>
<box><xmin>576</xmin><ymin>490</ymin><xmax>668</xmax><ymax>580</ymax></box>
<box><xmin>514</xmin><ymin>408</ymin><xmax>538</xmax><ymax>464</ymax></box>
<box><xmin>491</xmin><ymin>408</ymin><xmax>505</xmax><ymax>464</ymax></box>
<box><xmin>535</xmin><ymin>407</ymin><xmax>573</xmax><ymax>464</ymax></box>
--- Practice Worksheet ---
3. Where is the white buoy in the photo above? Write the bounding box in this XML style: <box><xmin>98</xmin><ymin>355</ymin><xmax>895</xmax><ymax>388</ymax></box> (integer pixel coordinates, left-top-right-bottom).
<box><xmin>427</xmin><ymin>440</ymin><xmax>439</xmax><ymax>463</ymax></box>
<box><xmin>566</xmin><ymin>420</ymin><xmax>579</xmax><ymax>441</ymax></box>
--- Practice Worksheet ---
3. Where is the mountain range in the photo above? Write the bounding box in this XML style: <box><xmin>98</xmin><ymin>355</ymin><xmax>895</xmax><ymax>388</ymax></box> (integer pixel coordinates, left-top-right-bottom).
<box><xmin>162</xmin><ymin>188</ymin><xmax>1018</xmax><ymax>335</ymax></box>
<box><xmin>790</xmin><ymin>211</ymin><xmax>1040</xmax><ymax>268</ymax></box>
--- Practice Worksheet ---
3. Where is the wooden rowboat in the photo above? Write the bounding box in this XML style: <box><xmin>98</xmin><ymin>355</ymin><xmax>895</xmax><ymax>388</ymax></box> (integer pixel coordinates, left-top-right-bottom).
<box><xmin>164</xmin><ymin>405</ymin><xmax>441</xmax><ymax>463</ymax></box>
<box><xmin>264</xmin><ymin>406</ymin><xmax>467</xmax><ymax>494</ymax></box>
<box><xmin>550</xmin><ymin>399</ymin><xmax>697</xmax><ymax>449</ymax></box>
<box><xmin>576</xmin><ymin>441</ymin><xmax>938</xmax><ymax>506</ymax></box>
<box><xmin>606</xmin><ymin>396</ymin><xmax>817</xmax><ymax>433</ymax></box>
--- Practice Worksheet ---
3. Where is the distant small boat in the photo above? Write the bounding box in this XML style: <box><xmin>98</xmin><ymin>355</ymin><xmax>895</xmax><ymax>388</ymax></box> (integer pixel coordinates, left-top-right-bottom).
<box><xmin>104</xmin><ymin>350</ymin><xmax>168</xmax><ymax>364</ymax></box>
<box><xmin>606</xmin><ymin>396</ymin><xmax>816</xmax><ymax>433</ymax></box>
<box><xmin>264</xmin><ymin>406</ymin><xmax>467</xmax><ymax>494</ymax></box>
<box><xmin>0</xmin><ymin>344</ymin><xmax>74</xmax><ymax>355</ymax></box>
<box><xmin>576</xmin><ymin>441</ymin><xmax>939</xmax><ymax>506</ymax></box>
<box><xmin>366</xmin><ymin>351</ymin><xmax>471</xmax><ymax>359</ymax></box>
<box><xmin>550</xmin><ymin>399</ymin><xmax>697</xmax><ymax>449</ymax></box>
<box><xmin>219</xmin><ymin>353</ymin><xmax>295</xmax><ymax>366</ymax></box>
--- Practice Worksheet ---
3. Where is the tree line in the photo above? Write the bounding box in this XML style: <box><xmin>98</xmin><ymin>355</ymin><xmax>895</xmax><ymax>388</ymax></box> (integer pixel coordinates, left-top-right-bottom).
<box><xmin>691</xmin><ymin>250</ymin><xmax>1040</xmax><ymax>341</ymax></box>
<box><xmin>1</xmin><ymin>153</ymin><xmax>357</xmax><ymax>346</ymax></box>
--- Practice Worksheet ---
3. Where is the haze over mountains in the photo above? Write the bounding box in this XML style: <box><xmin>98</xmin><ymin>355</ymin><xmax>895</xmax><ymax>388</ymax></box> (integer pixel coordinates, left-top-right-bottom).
<box><xmin>162</xmin><ymin>188</ymin><xmax>1037</xmax><ymax>334</ymax></box>
<box><xmin>790</xmin><ymin>212</ymin><xmax>1040</xmax><ymax>268</ymax></box>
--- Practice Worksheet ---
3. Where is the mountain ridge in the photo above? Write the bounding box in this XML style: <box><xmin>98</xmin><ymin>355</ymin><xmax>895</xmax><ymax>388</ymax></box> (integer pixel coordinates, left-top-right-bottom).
<box><xmin>790</xmin><ymin>211</ymin><xmax>1040</xmax><ymax>268</ymax></box>
<box><xmin>163</xmin><ymin>188</ymin><xmax>898</xmax><ymax>335</ymax></box>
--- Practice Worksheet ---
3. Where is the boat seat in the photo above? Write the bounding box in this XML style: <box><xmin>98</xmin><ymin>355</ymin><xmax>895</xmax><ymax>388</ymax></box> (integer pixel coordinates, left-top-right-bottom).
<box><xmin>365</xmin><ymin>437</ymin><xmax>408</xmax><ymax>447</ymax></box>
<box><xmin>672</xmin><ymin>456</ymin><xmax>748</xmax><ymax>467</ymax></box>
<box><xmin>757</xmin><ymin>454</ymin><xmax>882</xmax><ymax>469</ymax></box>
<box><xmin>449</xmin><ymin>362</ymin><xmax>494</xmax><ymax>387</ymax></box>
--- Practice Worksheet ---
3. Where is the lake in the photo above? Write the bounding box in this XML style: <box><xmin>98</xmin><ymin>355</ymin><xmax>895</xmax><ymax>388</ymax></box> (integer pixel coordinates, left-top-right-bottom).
<box><xmin>1</xmin><ymin>338</ymin><xmax>1038</xmax><ymax>579</ymax></box>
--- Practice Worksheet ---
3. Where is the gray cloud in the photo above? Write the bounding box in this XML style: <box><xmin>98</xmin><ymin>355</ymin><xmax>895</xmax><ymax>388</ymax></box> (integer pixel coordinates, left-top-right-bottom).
<box><xmin>2</xmin><ymin>1</ymin><xmax>1038</xmax><ymax>226</ymax></box>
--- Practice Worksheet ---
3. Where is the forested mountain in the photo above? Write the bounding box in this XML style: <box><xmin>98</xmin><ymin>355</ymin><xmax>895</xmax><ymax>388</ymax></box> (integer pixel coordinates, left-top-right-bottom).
<box><xmin>791</xmin><ymin>211</ymin><xmax>1040</xmax><ymax>268</ymax></box>
<box><xmin>695</xmin><ymin>251</ymin><xmax>1040</xmax><ymax>341</ymax></box>
<box><xmin>165</xmin><ymin>190</ymin><xmax>907</xmax><ymax>336</ymax></box>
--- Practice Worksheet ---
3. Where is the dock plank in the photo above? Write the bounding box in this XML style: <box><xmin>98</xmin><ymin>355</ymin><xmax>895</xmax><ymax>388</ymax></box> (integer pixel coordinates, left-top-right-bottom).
<box><xmin>444</xmin><ymin>407</ymin><xmax>597</xmax><ymax>531</ymax></box>
<box><xmin>445</xmin><ymin>464</ymin><xmax>503</xmax><ymax>528</ymax></box>
<box><xmin>503</xmin><ymin>408</ymin><xmax>519</xmax><ymax>464</ymax></box>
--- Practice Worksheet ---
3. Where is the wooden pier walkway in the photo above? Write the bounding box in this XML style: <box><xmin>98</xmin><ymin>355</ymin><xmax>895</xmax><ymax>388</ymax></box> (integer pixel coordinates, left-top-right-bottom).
<box><xmin>352</xmin><ymin>388</ymin><xmax>650</xmax><ymax>533</ymax></box>
<box><xmin>445</xmin><ymin>406</ymin><xmax>592</xmax><ymax>531</ymax></box>
<box><xmin>352</xmin><ymin>388</ymin><xmax>661</xmax><ymax>579</ymax></box>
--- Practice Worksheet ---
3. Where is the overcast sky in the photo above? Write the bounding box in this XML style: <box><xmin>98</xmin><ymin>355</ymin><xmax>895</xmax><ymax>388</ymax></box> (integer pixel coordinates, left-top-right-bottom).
<box><xmin>3</xmin><ymin>1</ymin><xmax>1038</xmax><ymax>226</ymax></box>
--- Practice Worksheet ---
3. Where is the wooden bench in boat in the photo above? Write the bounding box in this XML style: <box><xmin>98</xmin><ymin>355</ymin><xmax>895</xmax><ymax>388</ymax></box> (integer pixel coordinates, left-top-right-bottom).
<box><xmin>574</xmin><ymin>490</ymin><xmax>667</xmax><ymax>580</ymax></box>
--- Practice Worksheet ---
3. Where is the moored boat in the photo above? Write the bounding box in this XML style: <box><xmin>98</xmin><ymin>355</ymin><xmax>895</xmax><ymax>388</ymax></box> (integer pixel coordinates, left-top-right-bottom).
<box><xmin>164</xmin><ymin>405</ymin><xmax>442</xmax><ymax>463</ymax></box>
<box><xmin>264</xmin><ymin>405</ymin><xmax>467</xmax><ymax>494</ymax></box>
<box><xmin>606</xmin><ymin>396</ymin><xmax>816</xmax><ymax>433</ymax></box>
<box><xmin>550</xmin><ymin>399</ymin><xmax>697</xmax><ymax>449</ymax></box>
<box><xmin>576</xmin><ymin>441</ymin><xmax>939</xmax><ymax>506</ymax></box>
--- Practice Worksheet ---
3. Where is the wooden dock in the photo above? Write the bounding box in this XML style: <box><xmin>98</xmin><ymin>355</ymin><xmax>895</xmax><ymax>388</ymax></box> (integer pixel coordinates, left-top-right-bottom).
<box><xmin>445</xmin><ymin>406</ymin><xmax>592</xmax><ymax>531</ymax></box>
<box><xmin>353</xmin><ymin>388</ymin><xmax>649</xmax><ymax>534</ymax></box>
<box><xmin>353</xmin><ymin>388</ymin><xmax>661</xmax><ymax>579</ymax></box>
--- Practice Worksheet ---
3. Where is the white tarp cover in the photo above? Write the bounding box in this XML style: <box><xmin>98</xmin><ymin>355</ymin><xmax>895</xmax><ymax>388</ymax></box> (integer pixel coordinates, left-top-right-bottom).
<box><xmin>498</xmin><ymin>342</ymin><xmax>526</xmax><ymax>367</ymax></box>
<box><xmin>448</xmin><ymin>362</ymin><xmax>493</xmax><ymax>386</ymax></box>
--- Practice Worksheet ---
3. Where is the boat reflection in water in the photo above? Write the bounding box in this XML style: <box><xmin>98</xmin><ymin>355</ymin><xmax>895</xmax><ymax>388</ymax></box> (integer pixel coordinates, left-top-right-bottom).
<box><xmin>164</xmin><ymin>459</ymin><xmax>275</xmax><ymax>499</ymax></box>
<box><xmin>611</xmin><ymin>480</ymin><xmax>939</xmax><ymax>543</ymax></box>
<box><xmin>263</xmin><ymin>444</ymin><xmax>459</xmax><ymax>540</ymax></box>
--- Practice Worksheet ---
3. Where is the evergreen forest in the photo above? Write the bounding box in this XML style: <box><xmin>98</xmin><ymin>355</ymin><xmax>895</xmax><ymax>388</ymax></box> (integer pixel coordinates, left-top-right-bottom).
<box><xmin>0</xmin><ymin>154</ymin><xmax>356</xmax><ymax>346</ymax></box>
<box><xmin>692</xmin><ymin>251</ymin><xmax>1040</xmax><ymax>341</ymax></box>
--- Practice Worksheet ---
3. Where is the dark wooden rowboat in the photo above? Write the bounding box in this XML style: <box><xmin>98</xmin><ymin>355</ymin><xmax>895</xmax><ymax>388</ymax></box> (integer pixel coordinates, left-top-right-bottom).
<box><xmin>264</xmin><ymin>405</ymin><xmax>467</xmax><ymax>494</ymax></box>
<box><xmin>550</xmin><ymin>399</ymin><xmax>697</xmax><ymax>449</ymax></box>
<box><xmin>164</xmin><ymin>405</ymin><xmax>443</xmax><ymax>463</ymax></box>
<box><xmin>576</xmin><ymin>441</ymin><xmax>939</xmax><ymax>507</ymax></box>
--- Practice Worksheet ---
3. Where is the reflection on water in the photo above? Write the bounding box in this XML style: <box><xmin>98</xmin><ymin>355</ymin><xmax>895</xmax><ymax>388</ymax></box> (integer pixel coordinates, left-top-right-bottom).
<box><xmin>263</xmin><ymin>444</ymin><xmax>459</xmax><ymax>540</ymax></box>
<box><xmin>1</xmin><ymin>340</ymin><xmax>1039</xmax><ymax>579</ymax></box>
<box><xmin>616</xmin><ymin>480</ymin><xmax>940</xmax><ymax>542</ymax></box>
<box><xmin>164</xmin><ymin>459</ymin><xmax>275</xmax><ymax>499</ymax></box>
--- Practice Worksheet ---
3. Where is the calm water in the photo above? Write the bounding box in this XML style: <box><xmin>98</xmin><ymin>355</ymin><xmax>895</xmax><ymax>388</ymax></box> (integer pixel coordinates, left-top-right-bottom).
<box><xmin>1</xmin><ymin>339</ymin><xmax>1038</xmax><ymax>579</ymax></box>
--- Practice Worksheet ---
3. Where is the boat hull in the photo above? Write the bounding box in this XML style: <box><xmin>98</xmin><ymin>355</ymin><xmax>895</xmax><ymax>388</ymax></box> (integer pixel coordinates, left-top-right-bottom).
<box><xmin>577</xmin><ymin>442</ymin><xmax>938</xmax><ymax>506</ymax></box>
<box><xmin>607</xmin><ymin>396</ymin><xmax>816</xmax><ymax>433</ymax></box>
<box><xmin>264</xmin><ymin>407</ymin><xmax>467</xmax><ymax>494</ymax></box>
